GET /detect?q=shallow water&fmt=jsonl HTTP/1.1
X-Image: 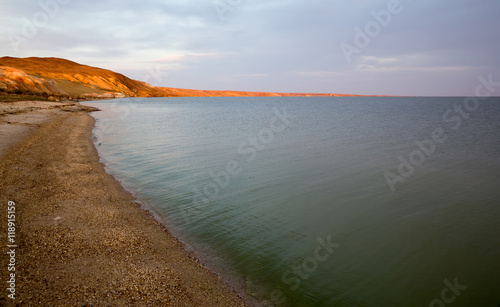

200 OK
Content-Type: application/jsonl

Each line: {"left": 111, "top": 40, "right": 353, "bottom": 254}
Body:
{"left": 86, "top": 97, "right": 500, "bottom": 306}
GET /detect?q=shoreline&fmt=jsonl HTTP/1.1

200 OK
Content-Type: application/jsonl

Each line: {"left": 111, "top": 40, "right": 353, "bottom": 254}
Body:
{"left": 0, "top": 101, "right": 247, "bottom": 306}
{"left": 86, "top": 103, "right": 260, "bottom": 307}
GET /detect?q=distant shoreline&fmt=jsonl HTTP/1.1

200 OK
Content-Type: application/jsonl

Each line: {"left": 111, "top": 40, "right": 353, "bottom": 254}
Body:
{"left": 0, "top": 100, "right": 247, "bottom": 305}
{"left": 1, "top": 56, "right": 396, "bottom": 99}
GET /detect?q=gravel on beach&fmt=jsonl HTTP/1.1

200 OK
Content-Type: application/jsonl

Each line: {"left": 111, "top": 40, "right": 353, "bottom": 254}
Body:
{"left": 0, "top": 101, "right": 247, "bottom": 306}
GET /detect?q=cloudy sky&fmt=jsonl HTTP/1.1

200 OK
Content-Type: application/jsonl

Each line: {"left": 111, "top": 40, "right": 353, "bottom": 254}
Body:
{"left": 1, "top": 0, "right": 499, "bottom": 96}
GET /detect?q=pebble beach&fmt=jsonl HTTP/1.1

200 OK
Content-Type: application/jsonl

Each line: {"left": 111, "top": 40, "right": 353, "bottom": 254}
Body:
{"left": 0, "top": 101, "right": 247, "bottom": 306}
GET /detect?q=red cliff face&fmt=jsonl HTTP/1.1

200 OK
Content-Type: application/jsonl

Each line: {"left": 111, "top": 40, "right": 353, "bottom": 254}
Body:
{"left": 0, "top": 66, "right": 64, "bottom": 94}
{"left": 0, "top": 57, "right": 372, "bottom": 98}
{"left": 0, "top": 57, "right": 163, "bottom": 98}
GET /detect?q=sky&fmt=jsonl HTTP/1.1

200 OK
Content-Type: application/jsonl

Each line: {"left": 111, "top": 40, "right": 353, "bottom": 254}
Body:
{"left": 1, "top": 0, "right": 499, "bottom": 96}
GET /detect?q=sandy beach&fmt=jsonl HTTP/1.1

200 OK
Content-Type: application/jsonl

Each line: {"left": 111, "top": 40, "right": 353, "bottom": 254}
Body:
{"left": 0, "top": 101, "right": 247, "bottom": 306}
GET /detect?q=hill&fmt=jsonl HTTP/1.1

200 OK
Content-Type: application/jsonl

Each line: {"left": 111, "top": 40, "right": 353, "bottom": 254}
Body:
{"left": 0, "top": 56, "right": 368, "bottom": 99}
{"left": 0, "top": 57, "right": 166, "bottom": 98}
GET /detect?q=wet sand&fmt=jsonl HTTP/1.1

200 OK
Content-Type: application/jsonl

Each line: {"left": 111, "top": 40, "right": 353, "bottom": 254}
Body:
{"left": 0, "top": 101, "right": 247, "bottom": 306}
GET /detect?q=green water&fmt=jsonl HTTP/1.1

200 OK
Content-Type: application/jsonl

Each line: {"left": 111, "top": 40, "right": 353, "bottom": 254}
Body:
{"left": 87, "top": 97, "right": 500, "bottom": 306}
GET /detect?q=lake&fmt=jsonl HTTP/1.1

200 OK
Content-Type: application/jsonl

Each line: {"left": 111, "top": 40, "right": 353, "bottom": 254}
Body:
{"left": 86, "top": 97, "right": 500, "bottom": 306}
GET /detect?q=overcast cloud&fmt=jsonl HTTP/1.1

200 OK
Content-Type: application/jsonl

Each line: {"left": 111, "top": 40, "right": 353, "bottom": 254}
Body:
{"left": 1, "top": 0, "right": 499, "bottom": 95}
